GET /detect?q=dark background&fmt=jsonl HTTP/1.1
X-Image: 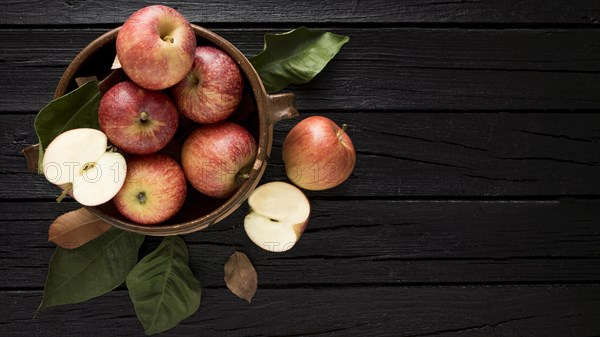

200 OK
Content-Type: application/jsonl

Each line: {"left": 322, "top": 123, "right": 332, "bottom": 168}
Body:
{"left": 1, "top": 1, "right": 599, "bottom": 336}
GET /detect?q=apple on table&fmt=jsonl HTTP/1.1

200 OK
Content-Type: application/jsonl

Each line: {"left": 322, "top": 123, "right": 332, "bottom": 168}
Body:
{"left": 244, "top": 182, "right": 311, "bottom": 252}
{"left": 243, "top": 116, "right": 356, "bottom": 252}
{"left": 283, "top": 116, "right": 356, "bottom": 191}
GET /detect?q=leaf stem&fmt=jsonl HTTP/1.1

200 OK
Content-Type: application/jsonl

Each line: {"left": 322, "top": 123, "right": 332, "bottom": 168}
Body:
{"left": 56, "top": 184, "right": 73, "bottom": 203}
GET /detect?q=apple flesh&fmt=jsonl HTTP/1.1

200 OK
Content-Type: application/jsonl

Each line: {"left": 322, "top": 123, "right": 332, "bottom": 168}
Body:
{"left": 181, "top": 121, "right": 257, "bottom": 198}
{"left": 116, "top": 5, "right": 196, "bottom": 90}
{"left": 113, "top": 154, "right": 186, "bottom": 225}
{"left": 244, "top": 182, "right": 310, "bottom": 252}
{"left": 99, "top": 81, "right": 179, "bottom": 155}
{"left": 282, "top": 116, "right": 356, "bottom": 190}
{"left": 171, "top": 46, "right": 244, "bottom": 124}
{"left": 42, "top": 128, "right": 126, "bottom": 206}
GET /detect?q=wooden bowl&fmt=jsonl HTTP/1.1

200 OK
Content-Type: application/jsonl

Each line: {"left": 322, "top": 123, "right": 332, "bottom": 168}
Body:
{"left": 53, "top": 25, "right": 298, "bottom": 235}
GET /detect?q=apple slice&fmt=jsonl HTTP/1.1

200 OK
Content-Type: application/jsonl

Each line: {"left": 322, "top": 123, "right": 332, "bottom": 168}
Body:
{"left": 42, "top": 128, "right": 126, "bottom": 206}
{"left": 244, "top": 182, "right": 310, "bottom": 252}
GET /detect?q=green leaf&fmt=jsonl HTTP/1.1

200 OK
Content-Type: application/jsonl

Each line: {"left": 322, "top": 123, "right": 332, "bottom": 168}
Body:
{"left": 126, "top": 236, "right": 201, "bottom": 336}
{"left": 39, "top": 227, "right": 144, "bottom": 309}
{"left": 34, "top": 80, "right": 101, "bottom": 173}
{"left": 249, "top": 27, "right": 349, "bottom": 93}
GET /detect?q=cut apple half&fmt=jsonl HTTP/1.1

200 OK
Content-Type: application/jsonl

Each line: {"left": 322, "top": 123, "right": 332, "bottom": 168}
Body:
{"left": 42, "top": 128, "right": 127, "bottom": 206}
{"left": 244, "top": 182, "right": 310, "bottom": 252}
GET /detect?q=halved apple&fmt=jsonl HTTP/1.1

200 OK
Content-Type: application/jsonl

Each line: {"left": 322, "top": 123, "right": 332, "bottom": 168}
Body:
{"left": 42, "top": 128, "right": 126, "bottom": 206}
{"left": 244, "top": 182, "right": 310, "bottom": 252}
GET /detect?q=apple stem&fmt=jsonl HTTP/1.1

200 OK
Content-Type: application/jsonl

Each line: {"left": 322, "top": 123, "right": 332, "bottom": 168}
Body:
{"left": 236, "top": 168, "right": 252, "bottom": 184}
{"left": 337, "top": 124, "right": 348, "bottom": 141}
{"left": 140, "top": 111, "right": 149, "bottom": 122}
{"left": 162, "top": 35, "right": 174, "bottom": 43}
{"left": 56, "top": 184, "right": 73, "bottom": 203}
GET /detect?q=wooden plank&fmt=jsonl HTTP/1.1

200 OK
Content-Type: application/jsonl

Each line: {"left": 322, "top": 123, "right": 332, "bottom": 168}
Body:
{"left": 2, "top": 113, "right": 599, "bottom": 199}
{"left": 3, "top": 28, "right": 600, "bottom": 112}
{"left": 2, "top": 0, "right": 599, "bottom": 25}
{"left": 1, "top": 285, "right": 599, "bottom": 336}
{"left": 1, "top": 199, "right": 598, "bottom": 288}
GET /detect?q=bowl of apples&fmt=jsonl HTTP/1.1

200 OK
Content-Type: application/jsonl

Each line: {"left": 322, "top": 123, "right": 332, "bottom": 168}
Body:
{"left": 48, "top": 5, "right": 299, "bottom": 235}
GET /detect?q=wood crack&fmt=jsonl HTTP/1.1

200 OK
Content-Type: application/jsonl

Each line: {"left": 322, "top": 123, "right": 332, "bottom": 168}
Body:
{"left": 272, "top": 324, "right": 369, "bottom": 337}
{"left": 304, "top": 222, "right": 418, "bottom": 234}
{"left": 404, "top": 315, "right": 535, "bottom": 337}
{"left": 395, "top": 63, "right": 600, "bottom": 75}
{"left": 512, "top": 128, "right": 597, "bottom": 143}
{"left": 362, "top": 127, "right": 489, "bottom": 152}
{"left": 464, "top": 174, "right": 539, "bottom": 182}
{"left": 491, "top": 155, "right": 600, "bottom": 167}
{"left": 356, "top": 150, "right": 472, "bottom": 169}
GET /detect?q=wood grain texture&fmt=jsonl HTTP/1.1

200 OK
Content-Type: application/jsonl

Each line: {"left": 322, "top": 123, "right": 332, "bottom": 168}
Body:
{"left": 2, "top": 113, "right": 598, "bottom": 199}
{"left": 2, "top": 0, "right": 600, "bottom": 25}
{"left": 3, "top": 28, "right": 600, "bottom": 112}
{"left": 1, "top": 285, "right": 599, "bottom": 336}
{"left": 2, "top": 2, "right": 600, "bottom": 335}
{"left": 1, "top": 199, "right": 598, "bottom": 288}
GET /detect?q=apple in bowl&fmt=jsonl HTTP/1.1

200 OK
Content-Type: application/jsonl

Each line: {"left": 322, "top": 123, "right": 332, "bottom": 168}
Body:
{"left": 113, "top": 154, "right": 187, "bottom": 225}
{"left": 171, "top": 46, "right": 244, "bottom": 124}
{"left": 41, "top": 128, "right": 126, "bottom": 207}
{"left": 98, "top": 81, "right": 179, "bottom": 155}
{"left": 116, "top": 5, "right": 196, "bottom": 90}
{"left": 181, "top": 121, "right": 257, "bottom": 199}
{"left": 47, "top": 5, "right": 301, "bottom": 234}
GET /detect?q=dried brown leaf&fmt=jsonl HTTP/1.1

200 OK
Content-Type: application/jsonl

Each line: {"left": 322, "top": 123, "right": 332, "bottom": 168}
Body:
{"left": 21, "top": 144, "right": 40, "bottom": 173}
{"left": 224, "top": 251, "right": 257, "bottom": 303}
{"left": 48, "top": 208, "right": 111, "bottom": 249}
{"left": 75, "top": 76, "right": 98, "bottom": 87}
{"left": 98, "top": 68, "right": 126, "bottom": 95}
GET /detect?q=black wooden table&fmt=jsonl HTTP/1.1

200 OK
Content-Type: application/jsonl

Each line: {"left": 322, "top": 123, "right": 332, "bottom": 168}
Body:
{"left": 1, "top": 1, "right": 600, "bottom": 336}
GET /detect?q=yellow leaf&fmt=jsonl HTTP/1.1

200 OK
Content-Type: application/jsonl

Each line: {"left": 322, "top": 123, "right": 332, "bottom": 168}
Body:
{"left": 48, "top": 208, "right": 111, "bottom": 249}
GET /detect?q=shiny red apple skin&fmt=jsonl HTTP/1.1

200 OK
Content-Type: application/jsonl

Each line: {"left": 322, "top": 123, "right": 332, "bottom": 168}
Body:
{"left": 181, "top": 121, "right": 257, "bottom": 198}
{"left": 116, "top": 5, "right": 196, "bottom": 90}
{"left": 171, "top": 46, "right": 244, "bottom": 124}
{"left": 282, "top": 116, "right": 356, "bottom": 190}
{"left": 114, "top": 154, "right": 187, "bottom": 225}
{"left": 99, "top": 81, "right": 179, "bottom": 155}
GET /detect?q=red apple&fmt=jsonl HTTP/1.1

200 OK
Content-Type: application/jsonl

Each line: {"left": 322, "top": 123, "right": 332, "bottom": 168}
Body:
{"left": 116, "top": 5, "right": 196, "bottom": 90}
{"left": 171, "top": 46, "right": 244, "bottom": 123}
{"left": 99, "top": 81, "right": 179, "bottom": 155}
{"left": 181, "top": 121, "right": 257, "bottom": 198}
{"left": 114, "top": 154, "right": 187, "bottom": 225}
{"left": 282, "top": 116, "right": 356, "bottom": 190}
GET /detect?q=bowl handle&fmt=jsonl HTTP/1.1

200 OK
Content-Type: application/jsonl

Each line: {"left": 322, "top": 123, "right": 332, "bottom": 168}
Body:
{"left": 267, "top": 93, "right": 299, "bottom": 124}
